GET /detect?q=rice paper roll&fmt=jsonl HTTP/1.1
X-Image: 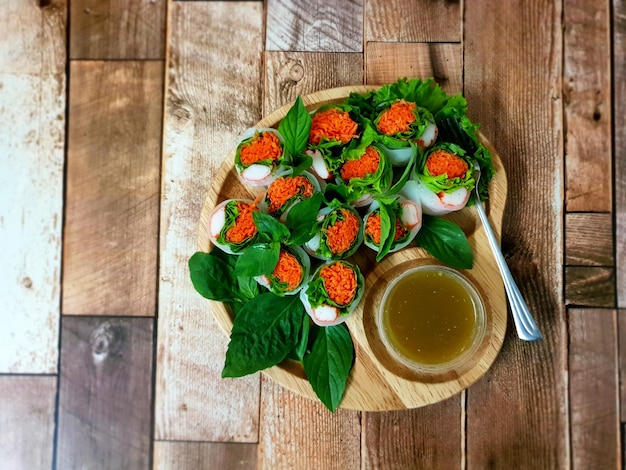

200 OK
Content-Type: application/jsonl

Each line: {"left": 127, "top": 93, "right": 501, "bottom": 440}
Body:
{"left": 235, "top": 128, "right": 288, "bottom": 186}
{"left": 300, "top": 260, "right": 365, "bottom": 326}
{"left": 336, "top": 143, "right": 392, "bottom": 207}
{"left": 254, "top": 245, "right": 310, "bottom": 296}
{"left": 304, "top": 203, "right": 363, "bottom": 260}
{"left": 208, "top": 199, "right": 261, "bottom": 255}
{"left": 258, "top": 171, "right": 321, "bottom": 221}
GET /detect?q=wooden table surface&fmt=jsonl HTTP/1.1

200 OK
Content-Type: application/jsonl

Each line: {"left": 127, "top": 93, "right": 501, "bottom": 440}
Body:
{"left": 1, "top": 0, "right": 623, "bottom": 468}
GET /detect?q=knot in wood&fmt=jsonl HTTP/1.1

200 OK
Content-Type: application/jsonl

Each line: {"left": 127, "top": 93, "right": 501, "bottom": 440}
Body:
{"left": 90, "top": 321, "right": 125, "bottom": 361}
{"left": 289, "top": 63, "right": 304, "bottom": 82}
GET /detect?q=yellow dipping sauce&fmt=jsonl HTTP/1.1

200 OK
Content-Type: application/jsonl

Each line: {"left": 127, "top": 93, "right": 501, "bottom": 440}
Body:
{"left": 380, "top": 266, "right": 484, "bottom": 367}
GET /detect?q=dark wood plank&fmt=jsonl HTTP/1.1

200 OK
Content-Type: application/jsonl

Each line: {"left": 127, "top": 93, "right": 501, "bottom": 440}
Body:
{"left": 569, "top": 308, "right": 619, "bottom": 468}
{"left": 63, "top": 61, "right": 162, "bottom": 316}
{"left": 56, "top": 317, "right": 154, "bottom": 469}
{"left": 365, "top": 42, "right": 462, "bottom": 93}
{"left": 565, "top": 266, "right": 616, "bottom": 307}
{"left": 266, "top": 0, "right": 363, "bottom": 52}
{"left": 615, "top": 0, "right": 626, "bottom": 308}
{"left": 0, "top": 0, "right": 65, "bottom": 373}
{"left": 617, "top": 309, "right": 626, "bottom": 422}
{"left": 565, "top": 212, "right": 614, "bottom": 266}
{"left": 154, "top": 442, "right": 257, "bottom": 470}
{"left": 564, "top": 0, "right": 612, "bottom": 212}
{"left": 155, "top": 1, "right": 263, "bottom": 441}
{"left": 70, "top": 0, "right": 166, "bottom": 59}
{"left": 0, "top": 376, "right": 57, "bottom": 469}
{"left": 366, "top": 0, "right": 461, "bottom": 42}
{"left": 464, "top": 0, "right": 567, "bottom": 467}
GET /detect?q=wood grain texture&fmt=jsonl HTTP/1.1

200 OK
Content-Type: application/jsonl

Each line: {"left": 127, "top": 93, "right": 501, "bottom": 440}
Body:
{"left": 266, "top": 0, "right": 363, "bottom": 52}
{"left": 618, "top": 309, "right": 626, "bottom": 421}
{"left": 464, "top": 0, "right": 567, "bottom": 467}
{"left": 56, "top": 317, "right": 153, "bottom": 469}
{"left": 564, "top": 0, "right": 612, "bottom": 212}
{"left": 0, "top": 0, "right": 65, "bottom": 373}
{"left": 70, "top": 0, "right": 166, "bottom": 59}
{"left": 565, "top": 212, "right": 614, "bottom": 266}
{"left": 63, "top": 61, "right": 162, "bottom": 316}
{"left": 569, "top": 308, "right": 619, "bottom": 468}
{"left": 155, "top": 1, "right": 263, "bottom": 441}
{"left": 154, "top": 442, "right": 257, "bottom": 470}
{"left": 365, "top": 0, "right": 461, "bottom": 42}
{"left": 565, "top": 266, "right": 615, "bottom": 307}
{"left": 258, "top": 378, "right": 361, "bottom": 469}
{"left": 615, "top": 0, "right": 626, "bottom": 308}
{"left": 0, "top": 376, "right": 57, "bottom": 470}
{"left": 363, "top": 398, "right": 462, "bottom": 469}
{"left": 365, "top": 42, "right": 462, "bottom": 93}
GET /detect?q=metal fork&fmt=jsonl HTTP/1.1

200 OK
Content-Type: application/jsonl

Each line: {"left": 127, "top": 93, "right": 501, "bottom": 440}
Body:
{"left": 472, "top": 163, "right": 543, "bottom": 341}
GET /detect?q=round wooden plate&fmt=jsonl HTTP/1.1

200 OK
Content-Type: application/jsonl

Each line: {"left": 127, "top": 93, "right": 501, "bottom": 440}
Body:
{"left": 198, "top": 86, "right": 507, "bottom": 411}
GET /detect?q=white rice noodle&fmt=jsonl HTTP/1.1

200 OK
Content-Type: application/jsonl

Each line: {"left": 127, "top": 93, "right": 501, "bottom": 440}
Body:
{"left": 207, "top": 198, "right": 256, "bottom": 255}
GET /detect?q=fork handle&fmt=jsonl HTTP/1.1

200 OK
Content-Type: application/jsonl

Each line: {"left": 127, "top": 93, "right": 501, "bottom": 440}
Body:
{"left": 474, "top": 201, "right": 543, "bottom": 341}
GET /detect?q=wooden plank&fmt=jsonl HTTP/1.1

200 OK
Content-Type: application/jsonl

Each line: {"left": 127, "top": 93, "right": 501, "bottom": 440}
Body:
{"left": 615, "top": 0, "right": 626, "bottom": 308}
{"left": 56, "top": 317, "right": 154, "bottom": 469}
{"left": 63, "top": 60, "right": 162, "bottom": 316}
{"left": 569, "top": 308, "right": 619, "bottom": 468}
{"left": 0, "top": 376, "right": 57, "bottom": 470}
{"left": 0, "top": 0, "right": 65, "bottom": 373}
{"left": 70, "top": 0, "right": 166, "bottom": 59}
{"left": 565, "top": 212, "right": 614, "bottom": 266}
{"left": 154, "top": 442, "right": 257, "bottom": 470}
{"left": 564, "top": 0, "right": 612, "bottom": 212}
{"left": 258, "top": 378, "right": 361, "bottom": 469}
{"left": 365, "top": 0, "right": 461, "bottom": 42}
{"left": 565, "top": 266, "right": 615, "bottom": 307}
{"left": 155, "top": 1, "right": 263, "bottom": 441}
{"left": 266, "top": 0, "right": 363, "bottom": 52}
{"left": 365, "top": 42, "right": 462, "bottom": 93}
{"left": 617, "top": 309, "right": 626, "bottom": 421}
{"left": 464, "top": 0, "right": 568, "bottom": 467}
{"left": 363, "top": 399, "right": 461, "bottom": 469}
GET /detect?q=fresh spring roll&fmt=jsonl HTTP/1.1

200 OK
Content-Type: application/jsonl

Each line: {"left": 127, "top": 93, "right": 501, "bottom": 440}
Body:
{"left": 305, "top": 105, "right": 359, "bottom": 181}
{"left": 254, "top": 245, "right": 310, "bottom": 296}
{"left": 208, "top": 199, "right": 260, "bottom": 255}
{"left": 304, "top": 204, "right": 363, "bottom": 260}
{"left": 300, "top": 260, "right": 365, "bottom": 326}
{"left": 235, "top": 128, "right": 287, "bottom": 186}
{"left": 406, "top": 142, "right": 475, "bottom": 216}
{"left": 363, "top": 197, "right": 422, "bottom": 259}
{"left": 259, "top": 171, "right": 321, "bottom": 221}
{"left": 374, "top": 99, "right": 438, "bottom": 166}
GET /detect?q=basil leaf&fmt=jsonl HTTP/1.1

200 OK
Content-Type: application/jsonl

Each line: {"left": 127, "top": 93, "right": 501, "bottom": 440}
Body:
{"left": 323, "top": 183, "right": 350, "bottom": 205}
{"left": 189, "top": 252, "right": 239, "bottom": 302}
{"left": 286, "top": 315, "right": 311, "bottom": 361}
{"left": 223, "top": 293, "right": 304, "bottom": 377}
{"left": 415, "top": 216, "right": 474, "bottom": 269}
{"left": 278, "top": 96, "right": 312, "bottom": 159}
{"left": 234, "top": 243, "right": 280, "bottom": 277}
{"left": 236, "top": 275, "right": 260, "bottom": 302}
{"left": 286, "top": 192, "right": 323, "bottom": 245}
{"left": 253, "top": 211, "right": 290, "bottom": 243}
{"left": 376, "top": 202, "right": 395, "bottom": 262}
{"left": 302, "top": 324, "right": 354, "bottom": 412}
{"left": 290, "top": 154, "right": 313, "bottom": 176}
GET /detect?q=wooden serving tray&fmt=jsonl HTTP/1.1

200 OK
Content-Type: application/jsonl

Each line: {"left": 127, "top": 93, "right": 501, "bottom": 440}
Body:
{"left": 198, "top": 86, "right": 507, "bottom": 411}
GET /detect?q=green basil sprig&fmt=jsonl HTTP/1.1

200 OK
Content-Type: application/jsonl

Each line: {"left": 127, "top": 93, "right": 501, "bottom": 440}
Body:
{"left": 278, "top": 96, "right": 312, "bottom": 167}
{"left": 415, "top": 215, "right": 473, "bottom": 269}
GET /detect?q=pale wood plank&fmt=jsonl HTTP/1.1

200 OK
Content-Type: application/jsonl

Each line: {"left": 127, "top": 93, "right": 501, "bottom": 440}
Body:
{"left": 564, "top": 0, "right": 612, "bottom": 212}
{"left": 565, "top": 266, "right": 616, "bottom": 307}
{"left": 565, "top": 212, "right": 614, "bottom": 266}
{"left": 154, "top": 442, "right": 257, "bottom": 470}
{"left": 615, "top": 0, "right": 626, "bottom": 308}
{"left": 569, "top": 308, "right": 619, "bottom": 468}
{"left": 366, "top": 0, "right": 461, "bottom": 42}
{"left": 63, "top": 61, "right": 162, "bottom": 316}
{"left": 465, "top": 0, "right": 568, "bottom": 467}
{"left": 617, "top": 309, "right": 626, "bottom": 422}
{"left": 266, "top": 0, "right": 363, "bottom": 52}
{"left": 155, "top": 1, "right": 263, "bottom": 441}
{"left": 0, "top": 0, "right": 65, "bottom": 373}
{"left": 56, "top": 317, "right": 154, "bottom": 469}
{"left": 70, "top": 0, "right": 166, "bottom": 59}
{"left": 365, "top": 42, "right": 462, "bottom": 93}
{"left": 0, "top": 376, "right": 57, "bottom": 470}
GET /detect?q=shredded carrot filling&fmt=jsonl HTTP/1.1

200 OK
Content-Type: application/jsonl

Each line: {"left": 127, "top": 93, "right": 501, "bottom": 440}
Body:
{"left": 320, "top": 262, "right": 357, "bottom": 306}
{"left": 426, "top": 149, "right": 469, "bottom": 179}
{"left": 308, "top": 108, "right": 358, "bottom": 145}
{"left": 266, "top": 175, "right": 314, "bottom": 214}
{"left": 376, "top": 100, "right": 417, "bottom": 135}
{"left": 239, "top": 132, "right": 282, "bottom": 167}
{"left": 324, "top": 209, "right": 359, "bottom": 255}
{"left": 271, "top": 250, "right": 303, "bottom": 291}
{"left": 365, "top": 214, "right": 408, "bottom": 245}
{"left": 225, "top": 202, "right": 258, "bottom": 244}
{"left": 339, "top": 146, "right": 380, "bottom": 181}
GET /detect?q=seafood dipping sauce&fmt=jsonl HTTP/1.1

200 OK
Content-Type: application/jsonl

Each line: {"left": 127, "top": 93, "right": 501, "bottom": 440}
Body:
{"left": 379, "top": 265, "right": 486, "bottom": 372}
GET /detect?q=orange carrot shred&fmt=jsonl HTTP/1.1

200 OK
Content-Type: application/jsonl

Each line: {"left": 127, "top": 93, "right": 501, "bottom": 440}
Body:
{"left": 376, "top": 100, "right": 417, "bottom": 135}
{"left": 266, "top": 176, "right": 314, "bottom": 214}
{"left": 365, "top": 213, "right": 407, "bottom": 245}
{"left": 271, "top": 250, "right": 303, "bottom": 291}
{"left": 309, "top": 108, "right": 358, "bottom": 145}
{"left": 239, "top": 132, "right": 282, "bottom": 167}
{"left": 324, "top": 209, "right": 359, "bottom": 255}
{"left": 320, "top": 262, "right": 357, "bottom": 306}
{"left": 225, "top": 201, "right": 258, "bottom": 244}
{"left": 426, "top": 149, "right": 469, "bottom": 179}
{"left": 339, "top": 146, "right": 380, "bottom": 181}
